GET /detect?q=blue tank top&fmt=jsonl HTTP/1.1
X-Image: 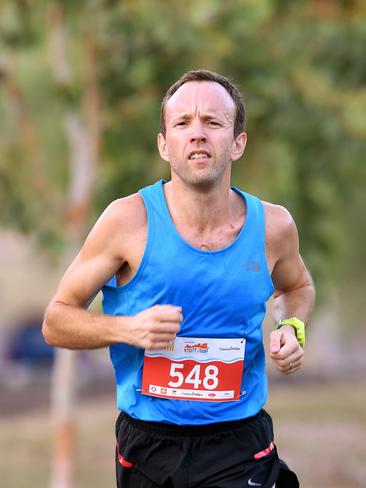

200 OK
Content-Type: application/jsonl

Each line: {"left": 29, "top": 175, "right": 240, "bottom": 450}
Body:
{"left": 102, "top": 180, "right": 274, "bottom": 425}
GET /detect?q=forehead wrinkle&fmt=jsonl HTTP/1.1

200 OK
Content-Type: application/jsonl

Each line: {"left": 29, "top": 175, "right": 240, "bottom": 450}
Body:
{"left": 168, "top": 109, "right": 234, "bottom": 128}
{"left": 165, "top": 81, "right": 236, "bottom": 125}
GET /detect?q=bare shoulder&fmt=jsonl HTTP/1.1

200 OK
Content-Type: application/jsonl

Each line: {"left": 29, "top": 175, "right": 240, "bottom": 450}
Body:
{"left": 263, "top": 201, "right": 295, "bottom": 233}
{"left": 100, "top": 192, "right": 147, "bottom": 232}
{"left": 92, "top": 192, "right": 145, "bottom": 236}
{"left": 262, "top": 201, "right": 299, "bottom": 259}
{"left": 52, "top": 192, "right": 147, "bottom": 305}
{"left": 82, "top": 192, "right": 147, "bottom": 259}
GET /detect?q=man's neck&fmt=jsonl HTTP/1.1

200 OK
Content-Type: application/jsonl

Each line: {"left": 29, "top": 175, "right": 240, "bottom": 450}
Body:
{"left": 163, "top": 177, "right": 242, "bottom": 233}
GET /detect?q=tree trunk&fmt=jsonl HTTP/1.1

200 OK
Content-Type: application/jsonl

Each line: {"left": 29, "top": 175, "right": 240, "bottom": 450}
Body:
{"left": 47, "top": 4, "right": 101, "bottom": 487}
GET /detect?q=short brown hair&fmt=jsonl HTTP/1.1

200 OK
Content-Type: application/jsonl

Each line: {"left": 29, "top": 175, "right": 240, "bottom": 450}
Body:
{"left": 160, "top": 69, "right": 246, "bottom": 137}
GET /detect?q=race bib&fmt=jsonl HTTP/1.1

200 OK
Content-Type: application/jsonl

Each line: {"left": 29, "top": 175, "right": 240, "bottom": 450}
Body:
{"left": 141, "top": 337, "right": 245, "bottom": 402}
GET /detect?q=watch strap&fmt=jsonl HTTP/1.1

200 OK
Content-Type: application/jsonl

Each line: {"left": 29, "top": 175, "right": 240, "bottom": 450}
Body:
{"left": 275, "top": 317, "right": 306, "bottom": 347}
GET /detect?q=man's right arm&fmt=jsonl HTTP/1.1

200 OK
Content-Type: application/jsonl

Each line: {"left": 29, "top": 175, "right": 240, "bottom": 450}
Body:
{"left": 42, "top": 195, "right": 182, "bottom": 350}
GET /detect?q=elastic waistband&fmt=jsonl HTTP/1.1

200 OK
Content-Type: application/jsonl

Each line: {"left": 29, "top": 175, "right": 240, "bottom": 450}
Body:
{"left": 120, "top": 410, "right": 264, "bottom": 437}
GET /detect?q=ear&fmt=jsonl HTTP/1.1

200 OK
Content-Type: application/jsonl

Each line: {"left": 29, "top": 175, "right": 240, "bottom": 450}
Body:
{"left": 157, "top": 133, "right": 170, "bottom": 162}
{"left": 231, "top": 132, "right": 247, "bottom": 162}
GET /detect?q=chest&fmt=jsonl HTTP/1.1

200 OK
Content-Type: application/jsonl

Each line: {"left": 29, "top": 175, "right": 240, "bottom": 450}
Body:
{"left": 116, "top": 215, "right": 244, "bottom": 285}
{"left": 175, "top": 221, "right": 243, "bottom": 251}
{"left": 116, "top": 219, "right": 275, "bottom": 287}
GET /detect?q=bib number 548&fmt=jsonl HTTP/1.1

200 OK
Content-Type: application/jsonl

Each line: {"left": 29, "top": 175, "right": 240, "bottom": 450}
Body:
{"left": 168, "top": 363, "right": 219, "bottom": 390}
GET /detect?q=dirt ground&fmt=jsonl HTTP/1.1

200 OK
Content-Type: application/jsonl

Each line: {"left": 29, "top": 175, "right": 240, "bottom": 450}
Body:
{"left": 267, "top": 380, "right": 366, "bottom": 488}
{"left": 0, "top": 378, "right": 365, "bottom": 488}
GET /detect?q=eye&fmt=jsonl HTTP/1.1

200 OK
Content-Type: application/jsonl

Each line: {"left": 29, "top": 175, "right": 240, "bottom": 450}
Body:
{"left": 175, "top": 121, "right": 186, "bottom": 127}
{"left": 208, "top": 121, "right": 221, "bottom": 127}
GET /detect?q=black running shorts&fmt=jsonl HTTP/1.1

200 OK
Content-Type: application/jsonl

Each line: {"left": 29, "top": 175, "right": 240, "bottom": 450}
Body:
{"left": 115, "top": 409, "right": 299, "bottom": 488}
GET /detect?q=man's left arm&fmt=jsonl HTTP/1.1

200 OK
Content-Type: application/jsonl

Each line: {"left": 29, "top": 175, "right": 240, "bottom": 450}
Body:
{"left": 267, "top": 206, "right": 316, "bottom": 375}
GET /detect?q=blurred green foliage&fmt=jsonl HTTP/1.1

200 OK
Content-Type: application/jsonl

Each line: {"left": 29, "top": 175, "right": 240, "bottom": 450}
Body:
{"left": 0, "top": 0, "right": 365, "bottom": 312}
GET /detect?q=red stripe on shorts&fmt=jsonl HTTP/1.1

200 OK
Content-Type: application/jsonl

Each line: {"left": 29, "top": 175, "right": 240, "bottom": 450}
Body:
{"left": 116, "top": 442, "right": 134, "bottom": 468}
{"left": 254, "top": 441, "right": 275, "bottom": 460}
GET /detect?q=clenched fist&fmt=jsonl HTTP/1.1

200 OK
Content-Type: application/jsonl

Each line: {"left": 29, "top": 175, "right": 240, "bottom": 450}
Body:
{"left": 269, "top": 325, "right": 304, "bottom": 375}
{"left": 126, "top": 304, "right": 183, "bottom": 350}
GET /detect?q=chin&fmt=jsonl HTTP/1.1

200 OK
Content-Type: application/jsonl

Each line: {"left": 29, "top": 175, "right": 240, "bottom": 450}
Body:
{"left": 171, "top": 162, "right": 229, "bottom": 189}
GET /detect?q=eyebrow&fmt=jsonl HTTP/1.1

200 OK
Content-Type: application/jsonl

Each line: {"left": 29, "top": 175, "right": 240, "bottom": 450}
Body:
{"left": 172, "top": 112, "right": 223, "bottom": 122}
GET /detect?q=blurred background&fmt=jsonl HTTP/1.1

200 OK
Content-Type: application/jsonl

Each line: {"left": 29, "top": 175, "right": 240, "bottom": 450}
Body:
{"left": 0, "top": 1, "right": 365, "bottom": 487}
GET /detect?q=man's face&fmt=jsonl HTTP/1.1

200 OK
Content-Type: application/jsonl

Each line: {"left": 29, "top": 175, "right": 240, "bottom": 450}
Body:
{"left": 158, "top": 81, "right": 246, "bottom": 188}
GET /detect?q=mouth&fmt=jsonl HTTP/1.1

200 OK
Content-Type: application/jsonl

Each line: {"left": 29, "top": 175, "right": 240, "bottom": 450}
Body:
{"left": 188, "top": 151, "right": 211, "bottom": 160}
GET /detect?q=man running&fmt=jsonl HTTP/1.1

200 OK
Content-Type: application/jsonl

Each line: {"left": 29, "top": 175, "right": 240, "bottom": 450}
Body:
{"left": 43, "top": 69, "right": 315, "bottom": 487}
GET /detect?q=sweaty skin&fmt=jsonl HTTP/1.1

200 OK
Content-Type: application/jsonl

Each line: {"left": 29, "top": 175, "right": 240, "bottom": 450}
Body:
{"left": 43, "top": 81, "right": 315, "bottom": 376}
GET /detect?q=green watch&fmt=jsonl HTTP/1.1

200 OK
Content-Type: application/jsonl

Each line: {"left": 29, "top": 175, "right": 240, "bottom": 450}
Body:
{"left": 275, "top": 317, "right": 306, "bottom": 347}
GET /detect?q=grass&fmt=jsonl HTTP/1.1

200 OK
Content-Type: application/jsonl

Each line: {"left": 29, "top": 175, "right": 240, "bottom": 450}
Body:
{"left": 0, "top": 379, "right": 365, "bottom": 487}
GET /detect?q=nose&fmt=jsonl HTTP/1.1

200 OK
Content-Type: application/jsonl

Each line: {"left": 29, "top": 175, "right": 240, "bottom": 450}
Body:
{"left": 189, "top": 120, "right": 206, "bottom": 144}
